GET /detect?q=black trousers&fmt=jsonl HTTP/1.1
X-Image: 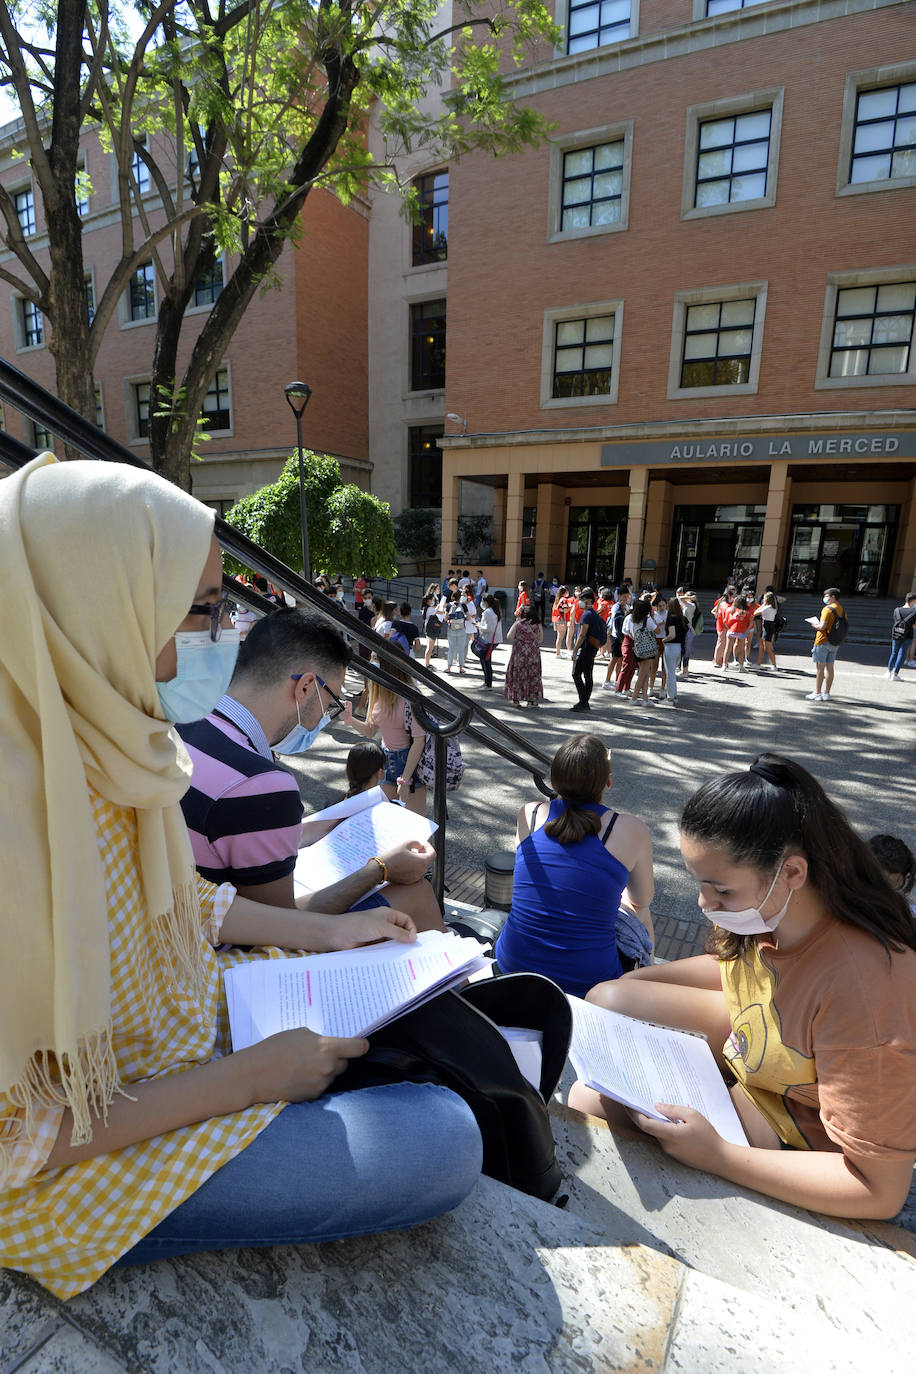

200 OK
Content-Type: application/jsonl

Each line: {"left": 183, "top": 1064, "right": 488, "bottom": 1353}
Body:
{"left": 573, "top": 643, "right": 597, "bottom": 705}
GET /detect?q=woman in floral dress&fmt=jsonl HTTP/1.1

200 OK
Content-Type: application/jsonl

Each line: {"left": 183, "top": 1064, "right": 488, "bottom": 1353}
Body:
{"left": 504, "top": 605, "right": 544, "bottom": 707}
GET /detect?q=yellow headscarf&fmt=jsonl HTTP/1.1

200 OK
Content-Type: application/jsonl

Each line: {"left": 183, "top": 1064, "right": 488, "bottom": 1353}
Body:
{"left": 0, "top": 454, "right": 215, "bottom": 1168}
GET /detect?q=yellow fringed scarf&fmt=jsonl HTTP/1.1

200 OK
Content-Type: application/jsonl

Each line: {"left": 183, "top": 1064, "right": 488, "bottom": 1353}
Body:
{"left": 0, "top": 454, "right": 215, "bottom": 1173}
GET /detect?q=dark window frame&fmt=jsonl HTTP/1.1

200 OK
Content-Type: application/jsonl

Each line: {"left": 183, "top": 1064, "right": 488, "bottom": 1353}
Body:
{"left": 129, "top": 263, "right": 156, "bottom": 322}
{"left": 566, "top": 0, "right": 631, "bottom": 55}
{"left": 412, "top": 171, "right": 448, "bottom": 266}
{"left": 131, "top": 138, "right": 151, "bottom": 194}
{"left": 552, "top": 312, "right": 616, "bottom": 399}
{"left": 14, "top": 188, "right": 35, "bottom": 235}
{"left": 408, "top": 425, "right": 443, "bottom": 509}
{"left": 200, "top": 367, "right": 231, "bottom": 432}
{"left": 135, "top": 380, "right": 151, "bottom": 438}
{"left": 560, "top": 140, "right": 624, "bottom": 231}
{"left": 409, "top": 300, "right": 446, "bottom": 391}
{"left": 20, "top": 297, "right": 43, "bottom": 347}
{"left": 850, "top": 81, "right": 916, "bottom": 186}
{"left": 193, "top": 258, "right": 224, "bottom": 307}
{"left": 680, "top": 297, "right": 756, "bottom": 389}
{"left": 829, "top": 282, "right": 916, "bottom": 379}
{"left": 694, "top": 109, "right": 771, "bottom": 208}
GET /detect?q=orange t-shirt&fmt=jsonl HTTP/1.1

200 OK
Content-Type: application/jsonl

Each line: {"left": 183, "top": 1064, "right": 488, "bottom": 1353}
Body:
{"left": 720, "top": 917, "right": 916, "bottom": 1156}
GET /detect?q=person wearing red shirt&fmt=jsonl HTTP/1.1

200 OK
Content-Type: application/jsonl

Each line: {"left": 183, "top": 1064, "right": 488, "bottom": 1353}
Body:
{"left": 724, "top": 595, "right": 754, "bottom": 671}
{"left": 515, "top": 580, "right": 530, "bottom": 619}
{"left": 711, "top": 587, "right": 736, "bottom": 668}
{"left": 551, "top": 585, "right": 569, "bottom": 657}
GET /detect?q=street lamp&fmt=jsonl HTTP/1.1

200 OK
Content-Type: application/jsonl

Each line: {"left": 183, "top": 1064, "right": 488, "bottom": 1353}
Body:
{"left": 284, "top": 381, "right": 313, "bottom": 582}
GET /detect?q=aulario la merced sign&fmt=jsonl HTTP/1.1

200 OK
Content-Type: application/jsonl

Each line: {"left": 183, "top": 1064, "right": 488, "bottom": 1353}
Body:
{"left": 600, "top": 432, "right": 911, "bottom": 467}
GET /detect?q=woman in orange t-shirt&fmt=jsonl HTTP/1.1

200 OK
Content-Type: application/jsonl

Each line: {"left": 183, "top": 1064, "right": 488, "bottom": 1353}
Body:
{"left": 515, "top": 580, "right": 531, "bottom": 618}
{"left": 551, "top": 585, "right": 569, "bottom": 657}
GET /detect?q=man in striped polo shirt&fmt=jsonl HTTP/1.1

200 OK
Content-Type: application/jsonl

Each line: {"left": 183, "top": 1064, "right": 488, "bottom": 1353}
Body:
{"left": 178, "top": 609, "right": 444, "bottom": 930}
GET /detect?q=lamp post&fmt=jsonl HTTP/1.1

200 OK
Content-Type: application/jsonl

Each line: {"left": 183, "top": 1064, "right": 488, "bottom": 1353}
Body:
{"left": 284, "top": 382, "right": 313, "bottom": 582}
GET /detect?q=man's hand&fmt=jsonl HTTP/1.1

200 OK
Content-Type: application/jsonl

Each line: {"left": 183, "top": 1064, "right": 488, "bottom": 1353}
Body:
{"left": 239, "top": 1028, "right": 369, "bottom": 1104}
{"left": 379, "top": 839, "right": 435, "bottom": 885}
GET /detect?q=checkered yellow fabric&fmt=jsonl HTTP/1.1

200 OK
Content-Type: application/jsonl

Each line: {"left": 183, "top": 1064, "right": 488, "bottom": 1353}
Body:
{"left": 0, "top": 791, "right": 283, "bottom": 1298}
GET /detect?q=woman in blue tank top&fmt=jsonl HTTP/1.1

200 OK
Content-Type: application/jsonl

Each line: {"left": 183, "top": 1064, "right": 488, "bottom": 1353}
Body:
{"left": 495, "top": 735, "right": 655, "bottom": 997}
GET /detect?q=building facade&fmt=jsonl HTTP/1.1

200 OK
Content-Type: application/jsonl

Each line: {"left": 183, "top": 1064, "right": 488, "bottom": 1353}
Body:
{"left": 439, "top": 0, "right": 916, "bottom": 597}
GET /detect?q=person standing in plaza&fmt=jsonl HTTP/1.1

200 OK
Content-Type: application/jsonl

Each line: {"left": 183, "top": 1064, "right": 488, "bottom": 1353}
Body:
{"left": 445, "top": 589, "right": 469, "bottom": 674}
{"left": 504, "top": 605, "right": 544, "bottom": 707}
{"left": 570, "top": 587, "right": 606, "bottom": 714}
{"left": 551, "top": 584, "right": 570, "bottom": 657}
{"left": 806, "top": 587, "right": 845, "bottom": 702}
{"left": 661, "top": 597, "right": 688, "bottom": 707}
{"left": 530, "top": 571, "right": 547, "bottom": 624}
{"left": 887, "top": 593, "right": 916, "bottom": 681}
{"left": 711, "top": 587, "right": 736, "bottom": 668}
{"left": 603, "top": 587, "right": 631, "bottom": 690}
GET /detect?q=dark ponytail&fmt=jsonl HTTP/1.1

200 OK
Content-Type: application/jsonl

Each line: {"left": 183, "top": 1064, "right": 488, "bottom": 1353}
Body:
{"left": 681, "top": 753, "right": 916, "bottom": 961}
{"left": 345, "top": 741, "right": 387, "bottom": 797}
{"left": 544, "top": 734, "right": 608, "bottom": 845}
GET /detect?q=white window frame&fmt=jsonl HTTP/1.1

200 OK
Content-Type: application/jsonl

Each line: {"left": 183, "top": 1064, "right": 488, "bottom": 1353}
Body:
{"left": 814, "top": 264, "right": 916, "bottom": 391}
{"left": 122, "top": 262, "right": 157, "bottom": 328}
{"left": 540, "top": 299, "right": 624, "bottom": 410}
{"left": 12, "top": 293, "right": 44, "bottom": 351}
{"left": 667, "top": 281, "right": 768, "bottom": 400}
{"left": 836, "top": 61, "right": 916, "bottom": 198}
{"left": 681, "top": 89, "right": 783, "bottom": 222}
{"left": 199, "top": 363, "right": 233, "bottom": 436}
{"left": 547, "top": 121, "right": 633, "bottom": 244}
{"left": 562, "top": 0, "right": 639, "bottom": 57}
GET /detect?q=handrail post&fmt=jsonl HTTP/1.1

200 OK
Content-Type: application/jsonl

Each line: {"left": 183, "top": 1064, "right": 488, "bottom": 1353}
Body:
{"left": 431, "top": 732, "right": 448, "bottom": 909}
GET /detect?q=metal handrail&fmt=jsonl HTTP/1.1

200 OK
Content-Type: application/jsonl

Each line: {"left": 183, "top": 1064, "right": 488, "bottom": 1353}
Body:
{"left": 0, "top": 354, "right": 555, "bottom": 905}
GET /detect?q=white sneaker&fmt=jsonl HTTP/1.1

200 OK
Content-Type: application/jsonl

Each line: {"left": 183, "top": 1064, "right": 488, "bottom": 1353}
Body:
{"left": 805, "top": 691, "right": 823, "bottom": 701}
{"left": 893, "top": 674, "right": 902, "bottom": 682}
{"left": 601, "top": 681, "right": 615, "bottom": 690}
{"left": 821, "top": 691, "right": 831, "bottom": 701}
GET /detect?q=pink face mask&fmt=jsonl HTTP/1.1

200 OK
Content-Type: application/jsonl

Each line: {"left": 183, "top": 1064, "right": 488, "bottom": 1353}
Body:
{"left": 705, "top": 863, "right": 792, "bottom": 937}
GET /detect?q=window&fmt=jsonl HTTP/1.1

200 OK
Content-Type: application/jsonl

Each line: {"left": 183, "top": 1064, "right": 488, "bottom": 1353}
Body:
{"left": 815, "top": 269, "right": 916, "bottom": 389}
{"left": 131, "top": 137, "right": 150, "bottom": 193}
{"left": 408, "top": 426, "right": 443, "bottom": 509}
{"left": 14, "top": 189, "right": 35, "bottom": 235}
{"left": 412, "top": 172, "right": 448, "bottom": 266}
{"left": 85, "top": 275, "right": 95, "bottom": 325}
{"left": 668, "top": 283, "right": 767, "bottom": 398}
{"left": 94, "top": 384, "right": 104, "bottom": 430}
{"left": 20, "top": 297, "right": 43, "bottom": 348}
{"left": 541, "top": 301, "right": 623, "bottom": 408}
{"left": 837, "top": 64, "right": 916, "bottom": 197}
{"left": 703, "top": 0, "right": 772, "bottom": 14}
{"left": 201, "top": 368, "right": 231, "bottom": 432}
{"left": 548, "top": 122, "right": 633, "bottom": 242}
{"left": 194, "top": 258, "right": 224, "bottom": 307}
{"left": 75, "top": 163, "right": 89, "bottom": 217}
{"left": 561, "top": 141, "right": 624, "bottom": 230}
{"left": 409, "top": 300, "right": 446, "bottom": 390}
{"left": 849, "top": 83, "right": 916, "bottom": 186}
{"left": 129, "top": 263, "right": 156, "bottom": 322}
{"left": 32, "top": 422, "right": 53, "bottom": 451}
{"left": 682, "top": 91, "right": 783, "bottom": 220}
{"left": 134, "top": 381, "right": 151, "bottom": 438}
{"left": 566, "top": 0, "right": 633, "bottom": 55}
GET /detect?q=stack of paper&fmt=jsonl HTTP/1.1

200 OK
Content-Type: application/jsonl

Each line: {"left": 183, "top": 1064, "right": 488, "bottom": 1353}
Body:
{"left": 568, "top": 996, "right": 747, "bottom": 1146}
{"left": 223, "top": 929, "right": 489, "bottom": 1049}
{"left": 294, "top": 797, "right": 437, "bottom": 896}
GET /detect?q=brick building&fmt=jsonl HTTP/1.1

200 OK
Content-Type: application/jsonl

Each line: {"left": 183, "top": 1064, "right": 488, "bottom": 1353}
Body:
{"left": 439, "top": 0, "right": 916, "bottom": 598}
{"left": 0, "top": 118, "right": 371, "bottom": 510}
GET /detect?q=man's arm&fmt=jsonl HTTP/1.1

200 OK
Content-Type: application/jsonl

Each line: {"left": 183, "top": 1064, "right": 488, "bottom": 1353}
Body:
{"left": 235, "top": 843, "right": 436, "bottom": 912}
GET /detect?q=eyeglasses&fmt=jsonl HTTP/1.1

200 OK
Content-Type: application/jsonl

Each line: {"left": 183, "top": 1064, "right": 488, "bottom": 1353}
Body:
{"left": 188, "top": 593, "right": 232, "bottom": 642}
{"left": 290, "top": 672, "right": 347, "bottom": 721}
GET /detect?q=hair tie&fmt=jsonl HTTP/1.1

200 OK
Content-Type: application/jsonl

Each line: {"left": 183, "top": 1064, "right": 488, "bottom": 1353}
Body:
{"left": 749, "top": 760, "right": 784, "bottom": 787}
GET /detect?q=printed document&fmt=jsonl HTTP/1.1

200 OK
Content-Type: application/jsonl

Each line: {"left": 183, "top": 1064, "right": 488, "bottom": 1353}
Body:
{"left": 568, "top": 996, "right": 747, "bottom": 1146}
{"left": 294, "top": 800, "right": 437, "bottom": 895}
{"left": 223, "top": 930, "right": 488, "bottom": 1048}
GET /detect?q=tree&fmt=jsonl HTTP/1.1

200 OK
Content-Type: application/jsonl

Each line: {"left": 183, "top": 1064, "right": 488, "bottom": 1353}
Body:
{"left": 224, "top": 450, "right": 398, "bottom": 577}
{"left": 393, "top": 506, "right": 440, "bottom": 561}
{"left": 0, "top": 0, "right": 559, "bottom": 485}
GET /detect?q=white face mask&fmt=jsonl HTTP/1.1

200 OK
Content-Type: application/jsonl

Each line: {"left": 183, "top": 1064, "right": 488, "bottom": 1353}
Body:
{"left": 706, "top": 863, "right": 792, "bottom": 937}
{"left": 823, "top": 595, "right": 831, "bottom": 605}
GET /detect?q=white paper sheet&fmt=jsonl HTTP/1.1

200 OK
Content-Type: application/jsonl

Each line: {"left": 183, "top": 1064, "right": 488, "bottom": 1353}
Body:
{"left": 294, "top": 801, "right": 437, "bottom": 895}
{"left": 568, "top": 996, "right": 747, "bottom": 1147}
{"left": 303, "top": 786, "right": 387, "bottom": 826}
{"left": 499, "top": 1026, "right": 543, "bottom": 1092}
{"left": 223, "top": 930, "right": 489, "bottom": 1047}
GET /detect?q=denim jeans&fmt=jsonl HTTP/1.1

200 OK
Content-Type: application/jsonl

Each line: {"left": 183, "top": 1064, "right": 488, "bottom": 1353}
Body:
{"left": 664, "top": 643, "right": 681, "bottom": 699}
{"left": 114, "top": 1083, "right": 481, "bottom": 1267}
{"left": 888, "top": 639, "right": 909, "bottom": 675}
{"left": 447, "top": 626, "right": 468, "bottom": 669}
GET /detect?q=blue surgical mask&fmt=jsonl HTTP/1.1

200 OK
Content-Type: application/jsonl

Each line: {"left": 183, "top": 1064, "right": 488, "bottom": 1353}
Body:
{"left": 273, "top": 689, "right": 330, "bottom": 755}
{"left": 156, "top": 629, "right": 240, "bottom": 724}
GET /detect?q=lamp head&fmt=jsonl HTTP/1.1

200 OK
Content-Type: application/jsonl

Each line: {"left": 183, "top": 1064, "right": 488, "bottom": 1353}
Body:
{"left": 284, "top": 382, "right": 312, "bottom": 417}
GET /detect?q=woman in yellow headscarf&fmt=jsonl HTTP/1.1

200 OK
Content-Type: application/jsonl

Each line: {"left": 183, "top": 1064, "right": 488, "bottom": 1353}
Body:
{"left": 0, "top": 455, "right": 481, "bottom": 1299}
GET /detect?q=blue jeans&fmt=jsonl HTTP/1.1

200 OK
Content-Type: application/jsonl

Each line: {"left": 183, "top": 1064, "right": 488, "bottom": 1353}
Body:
{"left": 114, "top": 1083, "right": 481, "bottom": 1266}
{"left": 888, "top": 639, "right": 908, "bottom": 674}
{"left": 447, "top": 626, "right": 468, "bottom": 669}
{"left": 663, "top": 643, "right": 681, "bottom": 699}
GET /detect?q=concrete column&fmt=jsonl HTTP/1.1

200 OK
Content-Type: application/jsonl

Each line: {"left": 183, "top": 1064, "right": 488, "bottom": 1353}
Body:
{"left": 441, "top": 462, "right": 460, "bottom": 566}
{"left": 504, "top": 470, "right": 525, "bottom": 582}
{"left": 644, "top": 479, "right": 673, "bottom": 582}
{"left": 759, "top": 462, "right": 792, "bottom": 589}
{"left": 623, "top": 468, "right": 648, "bottom": 584}
{"left": 535, "top": 483, "right": 566, "bottom": 578}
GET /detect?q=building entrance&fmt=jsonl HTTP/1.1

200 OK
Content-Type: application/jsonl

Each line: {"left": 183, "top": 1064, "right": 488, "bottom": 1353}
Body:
{"left": 669, "top": 505, "right": 767, "bottom": 589}
{"left": 786, "top": 505, "right": 899, "bottom": 595}
{"left": 565, "top": 505, "right": 627, "bottom": 588}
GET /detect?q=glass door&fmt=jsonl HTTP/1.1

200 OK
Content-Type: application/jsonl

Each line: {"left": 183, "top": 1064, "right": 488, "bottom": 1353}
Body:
{"left": 787, "top": 524, "right": 822, "bottom": 590}
{"left": 817, "top": 524, "right": 858, "bottom": 593}
{"left": 856, "top": 525, "right": 889, "bottom": 594}
{"left": 671, "top": 523, "right": 700, "bottom": 587}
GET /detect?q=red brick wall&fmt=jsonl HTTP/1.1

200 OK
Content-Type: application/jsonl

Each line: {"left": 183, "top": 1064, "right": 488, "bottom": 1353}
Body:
{"left": 447, "top": 8, "right": 916, "bottom": 435}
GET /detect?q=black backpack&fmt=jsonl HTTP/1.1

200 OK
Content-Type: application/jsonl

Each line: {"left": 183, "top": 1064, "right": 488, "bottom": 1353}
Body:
{"left": 330, "top": 973, "right": 572, "bottom": 1201}
{"left": 826, "top": 605, "right": 849, "bottom": 645}
{"left": 587, "top": 612, "right": 608, "bottom": 648}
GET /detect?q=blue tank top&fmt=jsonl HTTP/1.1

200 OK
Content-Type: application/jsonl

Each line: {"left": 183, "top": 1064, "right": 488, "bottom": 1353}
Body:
{"left": 494, "top": 798, "right": 627, "bottom": 997}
